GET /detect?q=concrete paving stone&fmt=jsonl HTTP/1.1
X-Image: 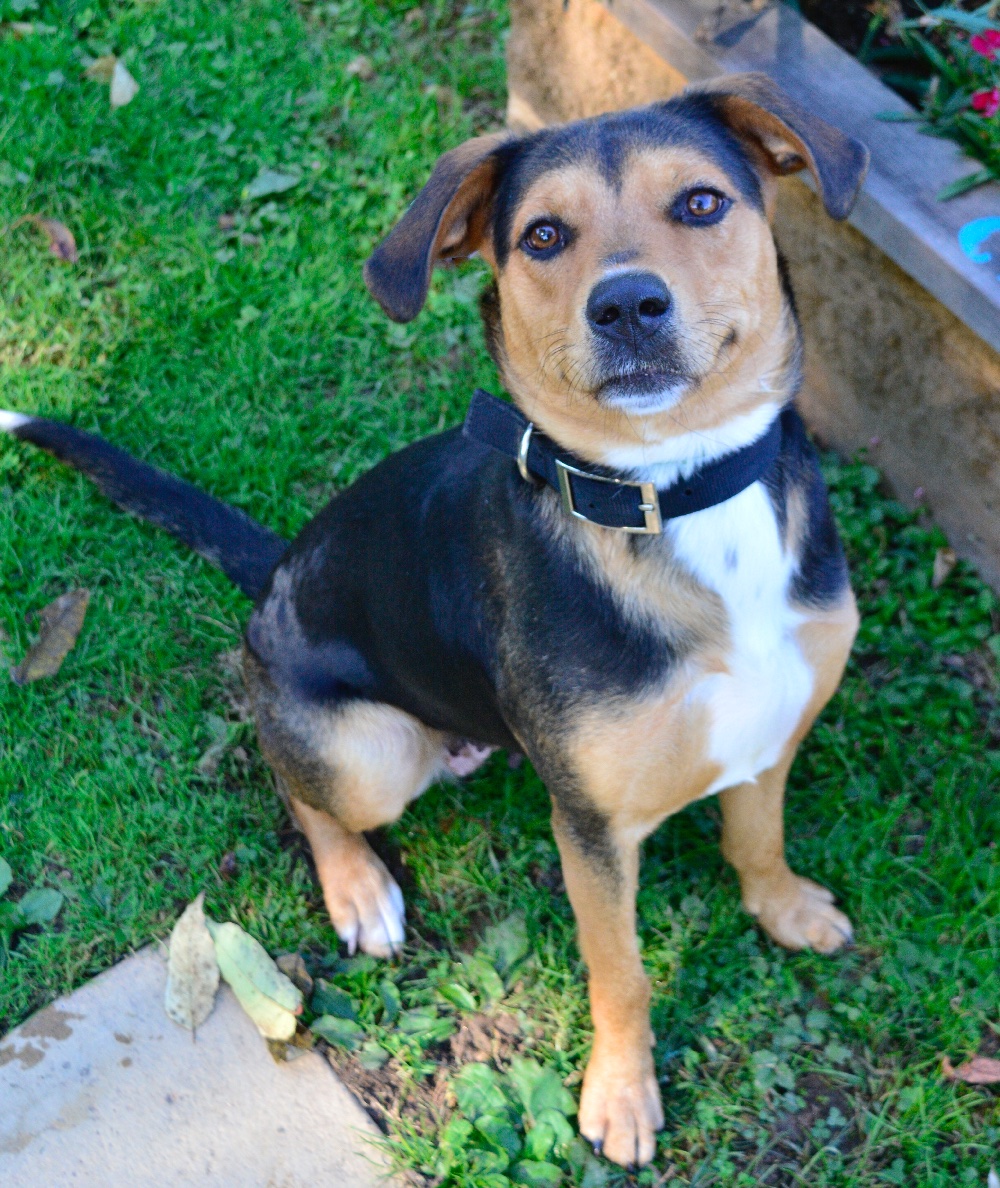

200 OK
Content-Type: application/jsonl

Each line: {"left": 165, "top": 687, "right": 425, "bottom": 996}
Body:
{"left": 0, "top": 947, "right": 399, "bottom": 1187}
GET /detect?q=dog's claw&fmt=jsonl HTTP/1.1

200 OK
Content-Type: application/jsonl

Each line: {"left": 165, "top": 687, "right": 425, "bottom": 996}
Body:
{"left": 591, "top": 1139, "right": 603, "bottom": 1157}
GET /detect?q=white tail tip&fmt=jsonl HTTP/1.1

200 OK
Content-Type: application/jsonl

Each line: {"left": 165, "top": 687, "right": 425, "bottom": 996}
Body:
{"left": 0, "top": 410, "right": 31, "bottom": 432}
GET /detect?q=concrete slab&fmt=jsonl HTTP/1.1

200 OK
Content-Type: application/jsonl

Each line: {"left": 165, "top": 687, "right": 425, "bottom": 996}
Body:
{"left": 0, "top": 947, "right": 397, "bottom": 1187}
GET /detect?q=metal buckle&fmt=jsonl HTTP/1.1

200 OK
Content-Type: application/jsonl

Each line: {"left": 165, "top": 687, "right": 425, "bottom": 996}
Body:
{"left": 517, "top": 422, "right": 535, "bottom": 484}
{"left": 555, "top": 459, "right": 663, "bottom": 535}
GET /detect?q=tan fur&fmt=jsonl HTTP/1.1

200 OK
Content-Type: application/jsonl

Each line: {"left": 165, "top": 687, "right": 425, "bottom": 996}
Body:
{"left": 486, "top": 148, "right": 789, "bottom": 464}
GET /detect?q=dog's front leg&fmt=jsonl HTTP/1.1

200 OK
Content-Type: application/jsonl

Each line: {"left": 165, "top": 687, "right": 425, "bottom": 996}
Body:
{"left": 719, "top": 751, "right": 853, "bottom": 954}
{"left": 550, "top": 807, "right": 663, "bottom": 1169}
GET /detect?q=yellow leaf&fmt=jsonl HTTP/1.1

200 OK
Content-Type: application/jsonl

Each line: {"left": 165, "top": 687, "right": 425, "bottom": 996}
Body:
{"left": 931, "top": 546, "right": 957, "bottom": 589}
{"left": 11, "top": 213, "right": 78, "bottom": 263}
{"left": 164, "top": 893, "right": 220, "bottom": 1033}
{"left": 206, "top": 920, "right": 303, "bottom": 1041}
{"left": 84, "top": 54, "right": 117, "bottom": 82}
{"left": 11, "top": 588, "right": 90, "bottom": 685}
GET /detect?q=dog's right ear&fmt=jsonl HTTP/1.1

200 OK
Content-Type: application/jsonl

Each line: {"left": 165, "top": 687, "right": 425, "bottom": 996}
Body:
{"left": 364, "top": 132, "right": 515, "bottom": 323}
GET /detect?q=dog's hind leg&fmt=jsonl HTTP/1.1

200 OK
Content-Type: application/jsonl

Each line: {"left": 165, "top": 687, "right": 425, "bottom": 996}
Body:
{"left": 247, "top": 653, "right": 448, "bottom": 956}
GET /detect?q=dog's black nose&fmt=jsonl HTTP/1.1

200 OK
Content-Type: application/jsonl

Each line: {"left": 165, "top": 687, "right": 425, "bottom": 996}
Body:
{"left": 586, "top": 271, "right": 671, "bottom": 342}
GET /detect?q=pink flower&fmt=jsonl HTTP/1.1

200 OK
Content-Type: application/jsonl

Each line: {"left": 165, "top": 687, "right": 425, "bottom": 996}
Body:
{"left": 971, "top": 87, "right": 1000, "bottom": 118}
{"left": 970, "top": 28, "right": 1000, "bottom": 59}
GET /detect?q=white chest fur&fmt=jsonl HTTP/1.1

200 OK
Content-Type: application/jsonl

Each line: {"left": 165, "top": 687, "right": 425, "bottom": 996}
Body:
{"left": 668, "top": 481, "right": 812, "bottom": 795}
{"left": 602, "top": 403, "right": 812, "bottom": 797}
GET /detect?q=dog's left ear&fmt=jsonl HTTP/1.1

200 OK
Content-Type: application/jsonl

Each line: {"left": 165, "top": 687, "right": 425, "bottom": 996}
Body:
{"left": 364, "top": 131, "right": 515, "bottom": 323}
{"left": 702, "top": 74, "right": 869, "bottom": 220}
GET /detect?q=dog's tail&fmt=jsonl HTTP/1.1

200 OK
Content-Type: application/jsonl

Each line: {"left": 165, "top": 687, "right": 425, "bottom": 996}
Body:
{"left": 1, "top": 410, "right": 288, "bottom": 601}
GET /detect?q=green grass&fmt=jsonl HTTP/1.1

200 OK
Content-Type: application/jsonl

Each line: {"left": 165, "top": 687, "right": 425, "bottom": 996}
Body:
{"left": 1, "top": 2, "right": 999, "bottom": 1184}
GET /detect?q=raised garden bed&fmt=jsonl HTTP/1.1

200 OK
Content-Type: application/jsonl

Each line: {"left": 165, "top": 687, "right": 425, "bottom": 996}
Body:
{"left": 507, "top": 0, "right": 1000, "bottom": 589}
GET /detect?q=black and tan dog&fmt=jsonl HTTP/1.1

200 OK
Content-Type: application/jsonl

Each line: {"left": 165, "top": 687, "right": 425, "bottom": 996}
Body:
{"left": 2, "top": 75, "right": 868, "bottom": 1168}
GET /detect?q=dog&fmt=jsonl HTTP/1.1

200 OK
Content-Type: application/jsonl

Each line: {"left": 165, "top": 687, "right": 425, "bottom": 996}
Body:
{"left": 2, "top": 74, "right": 868, "bottom": 1169}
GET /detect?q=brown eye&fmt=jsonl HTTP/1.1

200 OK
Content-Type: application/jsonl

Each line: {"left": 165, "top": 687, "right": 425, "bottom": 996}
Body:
{"left": 686, "top": 190, "right": 723, "bottom": 217}
{"left": 525, "top": 221, "right": 561, "bottom": 252}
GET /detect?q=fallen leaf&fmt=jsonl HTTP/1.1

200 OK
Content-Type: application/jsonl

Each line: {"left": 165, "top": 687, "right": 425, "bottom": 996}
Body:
{"left": 942, "top": 1054, "right": 1000, "bottom": 1084}
{"left": 932, "top": 546, "right": 957, "bottom": 589}
{"left": 195, "top": 713, "right": 228, "bottom": 776}
{"left": 243, "top": 168, "right": 300, "bottom": 200}
{"left": 110, "top": 60, "right": 139, "bottom": 109}
{"left": 164, "top": 893, "right": 220, "bottom": 1033}
{"left": 10, "top": 213, "right": 78, "bottom": 263}
{"left": 207, "top": 919, "right": 302, "bottom": 1041}
{"left": 12, "top": 588, "right": 90, "bottom": 685}
{"left": 312, "top": 1013, "right": 365, "bottom": 1050}
{"left": 276, "top": 952, "right": 313, "bottom": 997}
{"left": 18, "top": 886, "right": 63, "bottom": 925}
{"left": 84, "top": 54, "right": 117, "bottom": 82}
{"left": 345, "top": 54, "right": 374, "bottom": 81}
{"left": 0, "top": 857, "right": 12, "bottom": 898}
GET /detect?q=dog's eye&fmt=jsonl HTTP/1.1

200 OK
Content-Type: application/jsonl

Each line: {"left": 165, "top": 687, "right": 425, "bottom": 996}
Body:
{"left": 674, "top": 188, "right": 730, "bottom": 225}
{"left": 523, "top": 221, "right": 562, "bottom": 253}
{"left": 687, "top": 190, "right": 722, "bottom": 217}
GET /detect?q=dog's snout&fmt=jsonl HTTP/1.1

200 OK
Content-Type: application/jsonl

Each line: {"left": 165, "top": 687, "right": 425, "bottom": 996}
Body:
{"left": 586, "top": 272, "right": 671, "bottom": 341}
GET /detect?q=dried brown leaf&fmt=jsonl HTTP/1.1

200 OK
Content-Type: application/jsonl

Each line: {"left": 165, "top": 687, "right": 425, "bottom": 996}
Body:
{"left": 276, "top": 952, "right": 314, "bottom": 997}
{"left": 164, "top": 892, "right": 220, "bottom": 1033}
{"left": 941, "top": 1054, "right": 1000, "bottom": 1084}
{"left": 932, "top": 546, "right": 957, "bottom": 589}
{"left": 84, "top": 54, "right": 117, "bottom": 82}
{"left": 12, "top": 588, "right": 90, "bottom": 685}
{"left": 11, "top": 214, "right": 78, "bottom": 263}
{"left": 345, "top": 54, "right": 374, "bottom": 81}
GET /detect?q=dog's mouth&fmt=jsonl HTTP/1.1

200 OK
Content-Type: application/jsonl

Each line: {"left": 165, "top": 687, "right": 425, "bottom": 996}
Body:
{"left": 595, "top": 366, "right": 692, "bottom": 412}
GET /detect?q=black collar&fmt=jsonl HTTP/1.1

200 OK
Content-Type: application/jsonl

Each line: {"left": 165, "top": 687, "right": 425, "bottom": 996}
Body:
{"left": 462, "top": 389, "right": 786, "bottom": 534}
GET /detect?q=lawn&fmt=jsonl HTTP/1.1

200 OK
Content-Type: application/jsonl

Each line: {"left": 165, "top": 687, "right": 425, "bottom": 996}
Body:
{"left": 1, "top": 1, "right": 999, "bottom": 1184}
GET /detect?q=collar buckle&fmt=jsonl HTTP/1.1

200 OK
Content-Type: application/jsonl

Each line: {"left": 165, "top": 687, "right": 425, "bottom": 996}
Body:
{"left": 555, "top": 459, "right": 663, "bottom": 535}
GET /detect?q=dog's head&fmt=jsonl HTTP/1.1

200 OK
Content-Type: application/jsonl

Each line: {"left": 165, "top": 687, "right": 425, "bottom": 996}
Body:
{"left": 365, "top": 75, "right": 868, "bottom": 460}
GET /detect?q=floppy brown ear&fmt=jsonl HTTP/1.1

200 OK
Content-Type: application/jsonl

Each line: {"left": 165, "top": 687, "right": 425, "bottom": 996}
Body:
{"left": 701, "top": 74, "right": 869, "bottom": 220}
{"left": 364, "top": 131, "right": 515, "bottom": 323}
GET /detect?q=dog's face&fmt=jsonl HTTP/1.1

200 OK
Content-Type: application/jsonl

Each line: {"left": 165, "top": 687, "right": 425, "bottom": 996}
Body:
{"left": 365, "top": 76, "right": 868, "bottom": 460}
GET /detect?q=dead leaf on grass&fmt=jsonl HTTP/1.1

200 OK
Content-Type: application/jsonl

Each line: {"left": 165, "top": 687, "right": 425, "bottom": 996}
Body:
{"left": 10, "top": 213, "right": 78, "bottom": 263}
{"left": 12, "top": 588, "right": 90, "bottom": 685}
{"left": 207, "top": 919, "right": 303, "bottom": 1041}
{"left": 243, "top": 168, "right": 300, "bottom": 200}
{"left": 941, "top": 1054, "right": 1000, "bottom": 1084}
{"left": 276, "top": 952, "right": 314, "bottom": 997}
{"left": 932, "top": 546, "right": 957, "bottom": 589}
{"left": 195, "top": 713, "right": 229, "bottom": 776}
{"left": 345, "top": 54, "right": 374, "bottom": 81}
{"left": 164, "top": 892, "right": 220, "bottom": 1033}
{"left": 84, "top": 55, "right": 139, "bottom": 108}
{"left": 84, "top": 54, "right": 118, "bottom": 81}
{"left": 110, "top": 60, "right": 139, "bottom": 109}
{"left": 2, "top": 21, "right": 54, "bottom": 38}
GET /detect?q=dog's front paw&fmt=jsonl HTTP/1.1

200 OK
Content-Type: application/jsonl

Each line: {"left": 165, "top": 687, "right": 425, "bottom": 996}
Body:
{"left": 748, "top": 874, "right": 852, "bottom": 954}
{"left": 578, "top": 1044, "right": 664, "bottom": 1169}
